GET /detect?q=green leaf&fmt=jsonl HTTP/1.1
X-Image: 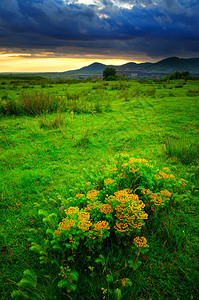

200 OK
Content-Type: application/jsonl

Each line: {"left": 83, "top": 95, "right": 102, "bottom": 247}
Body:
{"left": 11, "top": 290, "right": 29, "bottom": 299}
{"left": 70, "top": 271, "right": 78, "bottom": 282}
{"left": 106, "top": 274, "right": 114, "bottom": 283}
{"left": 123, "top": 278, "right": 132, "bottom": 286}
{"left": 95, "top": 254, "right": 105, "bottom": 265}
{"left": 23, "top": 269, "right": 37, "bottom": 283}
{"left": 30, "top": 244, "right": 42, "bottom": 254}
{"left": 133, "top": 260, "right": 142, "bottom": 271}
{"left": 127, "top": 259, "right": 134, "bottom": 268}
{"left": 18, "top": 279, "right": 35, "bottom": 289}
{"left": 46, "top": 229, "right": 55, "bottom": 236}
{"left": 38, "top": 209, "right": 48, "bottom": 218}
{"left": 114, "top": 288, "right": 122, "bottom": 300}
{"left": 52, "top": 245, "right": 62, "bottom": 251}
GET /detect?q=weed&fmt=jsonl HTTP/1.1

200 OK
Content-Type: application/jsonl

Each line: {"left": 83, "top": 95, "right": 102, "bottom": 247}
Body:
{"left": 164, "top": 135, "right": 199, "bottom": 164}
{"left": 20, "top": 91, "right": 59, "bottom": 115}
{"left": 186, "top": 89, "right": 199, "bottom": 96}
{"left": 38, "top": 113, "right": 65, "bottom": 130}
{"left": 12, "top": 157, "right": 191, "bottom": 299}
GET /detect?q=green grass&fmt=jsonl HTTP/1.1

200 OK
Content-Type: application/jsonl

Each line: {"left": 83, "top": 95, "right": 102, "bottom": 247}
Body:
{"left": 0, "top": 77, "right": 199, "bottom": 299}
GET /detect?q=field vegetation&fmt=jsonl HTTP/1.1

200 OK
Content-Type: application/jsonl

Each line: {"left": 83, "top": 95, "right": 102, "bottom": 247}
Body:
{"left": 0, "top": 76, "right": 198, "bottom": 299}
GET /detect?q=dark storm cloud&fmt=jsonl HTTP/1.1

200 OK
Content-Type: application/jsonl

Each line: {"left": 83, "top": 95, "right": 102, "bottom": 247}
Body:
{"left": 0, "top": 0, "right": 199, "bottom": 59}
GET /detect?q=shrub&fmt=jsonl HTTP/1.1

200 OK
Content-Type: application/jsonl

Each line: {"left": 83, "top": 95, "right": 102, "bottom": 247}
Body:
{"left": 20, "top": 91, "right": 63, "bottom": 115}
{"left": 103, "top": 67, "right": 117, "bottom": 81}
{"left": 186, "top": 89, "right": 199, "bottom": 96}
{"left": 12, "top": 156, "right": 188, "bottom": 299}
{"left": 38, "top": 113, "right": 65, "bottom": 129}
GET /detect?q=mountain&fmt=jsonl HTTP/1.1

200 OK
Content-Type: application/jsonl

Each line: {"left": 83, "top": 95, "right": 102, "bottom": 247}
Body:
{"left": 116, "top": 62, "right": 152, "bottom": 70}
{"left": 77, "top": 62, "right": 107, "bottom": 72}
{"left": 62, "top": 57, "right": 199, "bottom": 76}
{"left": 63, "top": 61, "right": 152, "bottom": 75}
{"left": 146, "top": 57, "right": 199, "bottom": 73}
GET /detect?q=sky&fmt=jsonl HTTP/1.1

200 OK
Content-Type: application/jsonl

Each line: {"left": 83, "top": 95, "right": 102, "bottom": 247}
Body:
{"left": 0, "top": 0, "right": 199, "bottom": 72}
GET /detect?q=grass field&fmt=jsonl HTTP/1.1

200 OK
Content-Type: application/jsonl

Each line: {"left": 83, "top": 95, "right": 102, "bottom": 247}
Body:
{"left": 0, "top": 77, "right": 199, "bottom": 299}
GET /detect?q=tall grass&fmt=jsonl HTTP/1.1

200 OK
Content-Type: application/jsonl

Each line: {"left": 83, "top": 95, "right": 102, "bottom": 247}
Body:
{"left": 164, "top": 135, "right": 199, "bottom": 164}
{"left": 20, "top": 91, "right": 62, "bottom": 115}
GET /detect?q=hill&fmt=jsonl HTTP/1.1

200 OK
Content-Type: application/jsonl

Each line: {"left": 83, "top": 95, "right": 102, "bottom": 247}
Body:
{"left": 145, "top": 57, "right": 199, "bottom": 73}
{"left": 62, "top": 57, "right": 199, "bottom": 77}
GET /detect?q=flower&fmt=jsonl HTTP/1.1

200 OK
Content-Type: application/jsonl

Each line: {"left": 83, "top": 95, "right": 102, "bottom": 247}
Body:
{"left": 75, "top": 193, "right": 84, "bottom": 198}
{"left": 134, "top": 236, "right": 148, "bottom": 248}
{"left": 121, "top": 278, "right": 128, "bottom": 287}
{"left": 128, "top": 158, "right": 148, "bottom": 164}
{"left": 58, "top": 217, "right": 75, "bottom": 231}
{"left": 160, "top": 189, "right": 171, "bottom": 197}
{"left": 104, "top": 178, "right": 114, "bottom": 185}
{"left": 85, "top": 201, "right": 101, "bottom": 212}
{"left": 78, "top": 220, "right": 92, "bottom": 232}
{"left": 100, "top": 204, "right": 113, "bottom": 214}
{"left": 129, "top": 166, "right": 139, "bottom": 173}
{"left": 114, "top": 222, "right": 128, "bottom": 232}
{"left": 93, "top": 221, "right": 110, "bottom": 237}
{"left": 65, "top": 206, "right": 79, "bottom": 215}
{"left": 180, "top": 179, "right": 186, "bottom": 187}
{"left": 86, "top": 190, "right": 100, "bottom": 201}
{"left": 107, "top": 189, "right": 148, "bottom": 234}
{"left": 78, "top": 211, "right": 90, "bottom": 220}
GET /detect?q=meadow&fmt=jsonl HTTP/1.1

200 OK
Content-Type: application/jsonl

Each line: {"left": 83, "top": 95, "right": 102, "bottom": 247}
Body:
{"left": 0, "top": 76, "right": 198, "bottom": 299}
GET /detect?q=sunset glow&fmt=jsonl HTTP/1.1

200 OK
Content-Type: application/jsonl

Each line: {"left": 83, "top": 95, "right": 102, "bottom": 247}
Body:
{"left": 0, "top": 54, "right": 142, "bottom": 73}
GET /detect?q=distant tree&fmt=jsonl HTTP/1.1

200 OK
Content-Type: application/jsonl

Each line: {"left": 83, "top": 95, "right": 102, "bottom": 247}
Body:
{"left": 165, "top": 71, "right": 191, "bottom": 80}
{"left": 103, "top": 67, "right": 117, "bottom": 80}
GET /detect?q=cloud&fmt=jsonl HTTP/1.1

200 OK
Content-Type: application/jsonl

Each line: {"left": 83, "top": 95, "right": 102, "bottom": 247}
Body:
{"left": 0, "top": 0, "right": 198, "bottom": 60}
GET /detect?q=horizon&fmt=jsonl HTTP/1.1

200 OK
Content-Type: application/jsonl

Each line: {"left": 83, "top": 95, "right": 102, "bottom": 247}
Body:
{"left": 1, "top": 56, "right": 199, "bottom": 74}
{"left": 0, "top": 57, "right": 144, "bottom": 73}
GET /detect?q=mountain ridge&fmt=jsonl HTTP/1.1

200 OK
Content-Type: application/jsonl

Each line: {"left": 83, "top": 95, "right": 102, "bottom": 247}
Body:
{"left": 63, "top": 57, "right": 199, "bottom": 75}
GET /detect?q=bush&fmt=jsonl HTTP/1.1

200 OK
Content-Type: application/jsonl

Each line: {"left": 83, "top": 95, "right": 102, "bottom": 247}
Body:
{"left": 12, "top": 156, "right": 189, "bottom": 299}
{"left": 20, "top": 91, "right": 61, "bottom": 115}
{"left": 103, "top": 68, "right": 117, "bottom": 81}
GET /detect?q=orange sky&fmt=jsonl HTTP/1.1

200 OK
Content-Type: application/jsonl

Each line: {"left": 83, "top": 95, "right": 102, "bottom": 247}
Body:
{"left": 0, "top": 53, "right": 144, "bottom": 73}
{"left": 0, "top": 50, "right": 147, "bottom": 73}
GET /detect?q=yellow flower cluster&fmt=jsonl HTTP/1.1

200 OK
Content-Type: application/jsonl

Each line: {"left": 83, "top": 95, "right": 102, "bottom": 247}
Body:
{"left": 78, "top": 211, "right": 90, "bottom": 220}
{"left": 154, "top": 171, "right": 175, "bottom": 179}
{"left": 149, "top": 193, "right": 164, "bottom": 206}
{"left": 85, "top": 201, "right": 101, "bottom": 212}
{"left": 134, "top": 236, "right": 148, "bottom": 248}
{"left": 77, "top": 219, "right": 92, "bottom": 232}
{"left": 58, "top": 217, "right": 75, "bottom": 231}
{"left": 86, "top": 190, "right": 100, "bottom": 201}
{"left": 129, "top": 166, "right": 139, "bottom": 173}
{"left": 160, "top": 189, "right": 172, "bottom": 199}
{"left": 141, "top": 188, "right": 151, "bottom": 195}
{"left": 104, "top": 178, "right": 114, "bottom": 185}
{"left": 65, "top": 206, "right": 79, "bottom": 215}
{"left": 100, "top": 204, "right": 113, "bottom": 214}
{"left": 114, "top": 222, "right": 128, "bottom": 232}
{"left": 141, "top": 189, "right": 171, "bottom": 206}
{"left": 180, "top": 178, "right": 186, "bottom": 187}
{"left": 75, "top": 193, "right": 84, "bottom": 198}
{"left": 128, "top": 158, "right": 148, "bottom": 164}
{"left": 107, "top": 189, "right": 148, "bottom": 233}
{"left": 93, "top": 221, "right": 110, "bottom": 237}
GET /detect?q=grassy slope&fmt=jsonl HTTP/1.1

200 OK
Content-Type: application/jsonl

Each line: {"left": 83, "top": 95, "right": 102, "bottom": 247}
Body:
{"left": 0, "top": 78, "right": 199, "bottom": 299}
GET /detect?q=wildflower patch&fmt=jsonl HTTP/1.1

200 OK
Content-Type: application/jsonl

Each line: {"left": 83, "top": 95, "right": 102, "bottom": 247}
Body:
{"left": 13, "top": 156, "right": 188, "bottom": 299}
